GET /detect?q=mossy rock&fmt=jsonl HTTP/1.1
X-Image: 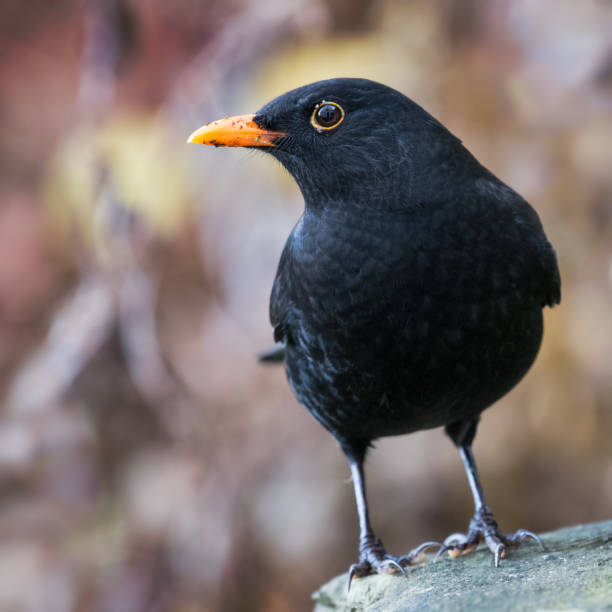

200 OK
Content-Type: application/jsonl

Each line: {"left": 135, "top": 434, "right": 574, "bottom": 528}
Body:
{"left": 313, "top": 520, "right": 612, "bottom": 611}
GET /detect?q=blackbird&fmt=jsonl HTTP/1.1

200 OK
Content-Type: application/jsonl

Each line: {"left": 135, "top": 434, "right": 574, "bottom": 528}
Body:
{"left": 188, "top": 78, "right": 561, "bottom": 583}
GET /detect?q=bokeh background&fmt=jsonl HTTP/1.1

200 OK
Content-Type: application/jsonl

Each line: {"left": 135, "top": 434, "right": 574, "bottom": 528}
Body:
{"left": 1, "top": 0, "right": 611, "bottom": 610}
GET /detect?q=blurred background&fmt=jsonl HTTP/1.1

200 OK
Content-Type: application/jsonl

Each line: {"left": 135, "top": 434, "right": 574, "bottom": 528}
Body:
{"left": 1, "top": 0, "right": 611, "bottom": 610}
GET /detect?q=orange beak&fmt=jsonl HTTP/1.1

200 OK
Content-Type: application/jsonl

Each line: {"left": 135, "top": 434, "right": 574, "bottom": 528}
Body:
{"left": 187, "top": 114, "right": 285, "bottom": 147}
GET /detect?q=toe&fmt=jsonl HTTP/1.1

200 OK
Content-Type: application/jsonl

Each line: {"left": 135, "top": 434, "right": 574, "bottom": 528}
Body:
{"left": 399, "top": 541, "right": 440, "bottom": 567}
{"left": 505, "top": 529, "right": 546, "bottom": 550}
{"left": 438, "top": 513, "right": 544, "bottom": 567}
{"left": 380, "top": 556, "right": 407, "bottom": 576}
{"left": 436, "top": 530, "right": 482, "bottom": 560}
{"left": 443, "top": 532, "right": 469, "bottom": 548}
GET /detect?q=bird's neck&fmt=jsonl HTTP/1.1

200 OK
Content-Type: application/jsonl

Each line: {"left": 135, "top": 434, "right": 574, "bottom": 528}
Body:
{"left": 297, "top": 145, "right": 482, "bottom": 215}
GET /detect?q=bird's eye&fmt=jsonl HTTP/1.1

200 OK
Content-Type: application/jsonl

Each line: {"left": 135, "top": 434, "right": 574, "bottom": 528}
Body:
{"left": 311, "top": 101, "right": 344, "bottom": 132}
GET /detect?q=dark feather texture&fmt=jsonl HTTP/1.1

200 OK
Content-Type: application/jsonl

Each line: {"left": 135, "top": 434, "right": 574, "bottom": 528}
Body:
{"left": 256, "top": 78, "right": 560, "bottom": 461}
{"left": 196, "top": 78, "right": 560, "bottom": 577}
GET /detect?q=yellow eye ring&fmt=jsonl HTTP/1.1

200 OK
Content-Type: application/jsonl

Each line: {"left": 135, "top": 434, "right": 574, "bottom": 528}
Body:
{"left": 311, "top": 101, "right": 345, "bottom": 132}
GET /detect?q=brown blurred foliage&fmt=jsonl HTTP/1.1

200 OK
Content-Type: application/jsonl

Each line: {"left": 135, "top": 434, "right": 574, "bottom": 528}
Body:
{"left": 0, "top": 1, "right": 611, "bottom": 610}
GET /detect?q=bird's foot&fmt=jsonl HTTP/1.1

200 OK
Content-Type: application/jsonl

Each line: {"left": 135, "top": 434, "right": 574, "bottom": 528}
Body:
{"left": 348, "top": 536, "right": 439, "bottom": 590}
{"left": 348, "top": 534, "right": 404, "bottom": 590}
{"left": 437, "top": 505, "right": 544, "bottom": 567}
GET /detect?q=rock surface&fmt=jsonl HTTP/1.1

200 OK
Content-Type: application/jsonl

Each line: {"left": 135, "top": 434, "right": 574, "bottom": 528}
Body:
{"left": 313, "top": 520, "right": 612, "bottom": 611}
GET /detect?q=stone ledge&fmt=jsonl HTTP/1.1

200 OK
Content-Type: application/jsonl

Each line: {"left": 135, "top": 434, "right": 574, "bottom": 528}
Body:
{"left": 313, "top": 520, "right": 612, "bottom": 611}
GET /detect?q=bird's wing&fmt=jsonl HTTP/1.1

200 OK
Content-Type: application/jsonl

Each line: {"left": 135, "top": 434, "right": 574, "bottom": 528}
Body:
{"left": 535, "top": 239, "right": 561, "bottom": 308}
{"left": 269, "top": 240, "right": 293, "bottom": 345}
{"left": 474, "top": 177, "right": 561, "bottom": 309}
{"left": 510, "top": 194, "right": 561, "bottom": 308}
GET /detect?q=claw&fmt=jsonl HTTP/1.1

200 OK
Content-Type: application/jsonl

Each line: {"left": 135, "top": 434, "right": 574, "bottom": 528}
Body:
{"left": 532, "top": 534, "right": 546, "bottom": 551}
{"left": 507, "top": 529, "right": 546, "bottom": 551}
{"left": 434, "top": 544, "right": 458, "bottom": 563}
{"left": 443, "top": 532, "right": 468, "bottom": 547}
{"left": 439, "top": 507, "right": 544, "bottom": 566}
{"left": 414, "top": 540, "right": 442, "bottom": 556}
{"left": 347, "top": 548, "right": 417, "bottom": 589}
{"left": 400, "top": 541, "right": 441, "bottom": 566}
{"left": 347, "top": 566, "right": 355, "bottom": 592}
{"left": 434, "top": 533, "right": 468, "bottom": 562}
{"left": 347, "top": 562, "right": 366, "bottom": 592}
{"left": 434, "top": 543, "right": 449, "bottom": 562}
{"left": 383, "top": 557, "right": 406, "bottom": 576}
{"left": 493, "top": 542, "right": 505, "bottom": 568}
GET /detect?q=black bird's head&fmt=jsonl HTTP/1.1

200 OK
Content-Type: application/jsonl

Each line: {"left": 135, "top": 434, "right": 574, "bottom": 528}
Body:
{"left": 188, "top": 78, "right": 474, "bottom": 210}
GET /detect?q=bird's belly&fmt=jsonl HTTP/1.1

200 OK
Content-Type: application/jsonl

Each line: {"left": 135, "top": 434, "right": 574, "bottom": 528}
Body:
{"left": 284, "top": 299, "right": 543, "bottom": 443}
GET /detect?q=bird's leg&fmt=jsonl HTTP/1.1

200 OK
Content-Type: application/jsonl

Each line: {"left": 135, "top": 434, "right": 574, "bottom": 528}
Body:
{"left": 347, "top": 460, "right": 437, "bottom": 589}
{"left": 439, "top": 444, "right": 544, "bottom": 566}
{"left": 348, "top": 460, "right": 405, "bottom": 587}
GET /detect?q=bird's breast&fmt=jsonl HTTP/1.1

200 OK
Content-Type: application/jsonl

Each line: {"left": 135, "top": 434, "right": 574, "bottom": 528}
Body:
{"left": 289, "top": 208, "right": 412, "bottom": 310}
{"left": 277, "top": 202, "right": 545, "bottom": 439}
{"left": 282, "top": 201, "right": 542, "bottom": 367}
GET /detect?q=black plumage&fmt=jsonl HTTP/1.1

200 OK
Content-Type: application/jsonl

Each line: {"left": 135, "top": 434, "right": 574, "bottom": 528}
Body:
{"left": 188, "top": 78, "right": 560, "bottom": 582}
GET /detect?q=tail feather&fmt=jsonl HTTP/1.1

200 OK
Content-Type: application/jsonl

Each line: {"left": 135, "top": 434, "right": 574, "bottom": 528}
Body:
{"left": 258, "top": 344, "right": 285, "bottom": 364}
